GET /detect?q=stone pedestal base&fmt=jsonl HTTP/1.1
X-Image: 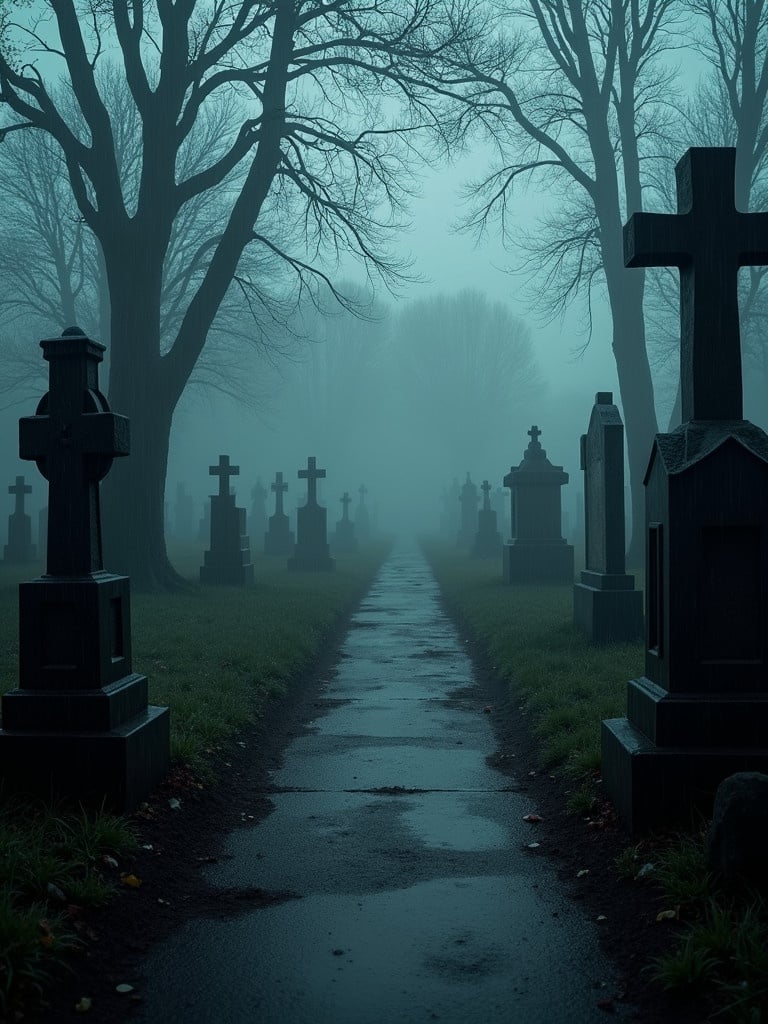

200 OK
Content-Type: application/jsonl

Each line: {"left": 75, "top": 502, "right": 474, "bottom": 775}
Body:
{"left": 4, "top": 514, "right": 35, "bottom": 563}
{"left": 332, "top": 521, "right": 358, "bottom": 553}
{"left": 289, "top": 505, "right": 335, "bottom": 571}
{"left": 573, "top": 571, "right": 643, "bottom": 643}
{"left": 0, "top": 704, "right": 170, "bottom": 811}
{"left": 264, "top": 515, "right": 294, "bottom": 557}
{"left": 288, "top": 550, "right": 335, "bottom": 571}
{"left": 200, "top": 556, "right": 254, "bottom": 585}
{"left": 601, "top": 715, "right": 768, "bottom": 834}
{"left": 503, "top": 541, "right": 574, "bottom": 583}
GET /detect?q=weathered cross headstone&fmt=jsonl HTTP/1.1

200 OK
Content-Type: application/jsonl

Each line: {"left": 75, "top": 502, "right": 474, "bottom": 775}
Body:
{"left": 573, "top": 393, "right": 643, "bottom": 643}
{"left": 0, "top": 327, "right": 170, "bottom": 810}
{"left": 264, "top": 471, "right": 295, "bottom": 556}
{"left": 332, "top": 492, "right": 358, "bottom": 553}
{"left": 355, "top": 484, "right": 371, "bottom": 543}
{"left": 602, "top": 147, "right": 768, "bottom": 832}
{"left": 456, "top": 472, "right": 479, "bottom": 548}
{"left": 3, "top": 475, "right": 36, "bottom": 564}
{"left": 502, "top": 426, "right": 574, "bottom": 583}
{"left": 288, "top": 457, "right": 335, "bottom": 571}
{"left": 174, "top": 482, "right": 196, "bottom": 541}
{"left": 249, "top": 478, "right": 268, "bottom": 549}
{"left": 200, "top": 455, "right": 254, "bottom": 585}
{"left": 472, "top": 480, "right": 502, "bottom": 558}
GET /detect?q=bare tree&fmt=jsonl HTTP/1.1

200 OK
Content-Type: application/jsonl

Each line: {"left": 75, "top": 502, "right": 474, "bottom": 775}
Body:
{"left": 0, "top": 1, "right": 471, "bottom": 587}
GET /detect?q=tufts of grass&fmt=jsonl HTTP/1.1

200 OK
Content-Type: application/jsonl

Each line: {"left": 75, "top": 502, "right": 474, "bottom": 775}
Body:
{"left": 654, "top": 832, "right": 715, "bottom": 906}
{"left": 566, "top": 781, "right": 598, "bottom": 815}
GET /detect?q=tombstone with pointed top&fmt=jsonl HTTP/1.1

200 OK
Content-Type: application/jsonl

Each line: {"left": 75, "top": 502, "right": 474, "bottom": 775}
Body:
{"left": 355, "top": 485, "right": 371, "bottom": 543}
{"left": 3, "top": 475, "right": 36, "bottom": 564}
{"left": 288, "top": 457, "right": 334, "bottom": 571}
{"left": 472, "top": 480, "right": 502, "bottom": 558}
{"left": 250, "top": 478, "right": 268, "bottom": 547}
{"left": 332, "top": 492, "right": 358, "bottom": 553}
{"left": 0, "top": 326, "right": 170, "bottom": 810}
{"left": 200, "top": 455, "right": 254, "bottom": 585}
{"left": 602, "top": 147, "right": 768, "bottom": 833}
{"left": 503, "top": 426, "right": 574, "bottom": 583}
{"left": 574, "top": 393, "right": 643, "bottom": 643}
{"left": 456, "top": 472, "right": 479, "bottom": 548}
{"left": 264, "top": 471, "right": 295, "bottom": 556}
{"left": 174, "top": 482, "right": 196, "bottom": 541}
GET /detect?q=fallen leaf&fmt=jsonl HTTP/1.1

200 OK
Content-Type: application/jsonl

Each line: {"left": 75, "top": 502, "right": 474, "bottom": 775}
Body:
{"left": 577, "top": 869, "right": 590, "bottom": 878}
{"left": 115, "top": 984, "right": 134, "bottom": 994}
{"left": 157, "top": 898, "right": 170, "bottom": 906}
{"left": 46, "top": 882, "right": 66, "bottom": 902}
{"left": 596, "top": 915, "right": 607, "bottom": 922}
{"left": 102, "top": 855, "right": 119, "bottom": 869}
{"left": 168, "top": 797, "right": 181, "bottom": 810}
{"left": 527, "top": 842, "right": 541, "bottom": 849}
{"left": 656, "top": 909, "right": 678, "bottom": 922}
{"left": 141, "top": 844, "right": 154, "bottom": 852}
{"left": 74, "top": 997, "right": 92, "bottom": 1013}
{"left": 635, "top": 862, "right": 655, "bottom": 880}
{"left": 120, "top": 873, "right": 142, "bottom": 888}
{"left": 523, "top": 813, "right": 542, "bottom": 823}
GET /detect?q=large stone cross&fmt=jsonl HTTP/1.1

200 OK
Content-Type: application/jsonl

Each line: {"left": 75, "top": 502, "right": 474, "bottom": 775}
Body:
{"left": 624, "top": 147, "right": 768, "bottom": 422}
{"left": 19, "top": 327, "right": 129, "bottom": 576}
{"left": 271, "top": 471, "right": 288, "bottom": 515}
{"left": 340, "top": 492, "right": 352, "bottom": 520}
{"left": 9, "top": 476, "right": 31, "bottom": 516}
{"left": 298, "top": 457, "right": 325, "bottom": 506}
{"left": 210, "top": 455, "right": 239, "bottom": 499}
{"left": 481, "top": 479, "right": 492, "bottom": 511}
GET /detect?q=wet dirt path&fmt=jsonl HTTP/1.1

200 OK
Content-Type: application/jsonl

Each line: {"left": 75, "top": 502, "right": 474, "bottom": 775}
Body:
{"left": 133, "top": 546, "right": 630, "bottom": 1023}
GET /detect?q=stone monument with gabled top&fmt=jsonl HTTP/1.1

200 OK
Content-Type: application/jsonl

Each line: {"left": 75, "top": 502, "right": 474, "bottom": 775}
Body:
{"left": 573, "top": 393, "right": 643, "bottom": 643}
{"left": 0, "top": 327, "right": 170, "bottom": 810}
{"left": 288, "top": 457, "right": 334, "bottom": 571}
{"left": 602, "top": 147, "right": 768, "bottom": 832}
{"left": 3, "top": 475, "right": 36, "bottom": 564}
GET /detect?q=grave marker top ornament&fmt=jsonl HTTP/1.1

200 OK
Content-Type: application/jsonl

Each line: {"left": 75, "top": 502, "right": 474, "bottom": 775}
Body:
{"left": 272, "top": 471, "right": 288, "bottom": 515}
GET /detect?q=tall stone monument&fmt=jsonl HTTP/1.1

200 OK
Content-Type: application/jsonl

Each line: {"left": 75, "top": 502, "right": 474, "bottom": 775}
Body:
{"left": 456, "top": 472, "right": 479, "bottom": 548}
{"left": 332, "top": 492, "right": 358, "bottom": 553}
{"left": 288, "top": 457, "right": 335, "bottom": 571}
{"left": 200, "top": 455, "right": 254, "bottom": 585}
{"left": 472, "top": 480, "right": 502, "bottom": 558}
{"left": 602, "top": 147, "right": 768, "bottom": 832}
{"left": 0, "top": 327, "right": 170, "bottom": 810}
{"left": 264, "top": 471, "right": 295, "bottom": 556}
{"left": 573, "top": 393, "right": 643, "bottom": 643}
{"left": 503, "top": 426, "right": 574, "bottom": 583}
{"left": 3, "top": 475, "right": 36, "bottom": 564}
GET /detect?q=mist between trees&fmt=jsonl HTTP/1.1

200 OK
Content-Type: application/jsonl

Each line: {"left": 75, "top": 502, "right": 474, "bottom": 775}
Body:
{"left": 1, "top": 2, "right": 768, "bottom": 586}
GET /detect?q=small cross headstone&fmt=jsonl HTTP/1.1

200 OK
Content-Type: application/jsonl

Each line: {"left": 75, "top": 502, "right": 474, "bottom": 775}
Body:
{"left": 472, "top": 479, "right": 502, "bottom": 558}
{"left": 573, "top": 393, "right": 643, "bottom": 643}
{"left": 200, "top": 455, "right": 254, "bottom": 585}
{"left": 332, "top": 491, "right": 358, "bottom": 553}
{"left": 0, "top": 326, "right": 170, "bottom": 810}
{"left": 603, "top": 147, "right": 768, "bottom": 832}
{"left": 355, "top": 484, "right": 371, "bottom": 543}
{"left": 288, "top": 456, "right": 334, "bottom": 571}
{"left": 456, "top": 472, "right": 479, "bottom": 548}
{"left": 264, "top": 471, "right": 295, "bottom": 556}
{"left": 3, "top": 475, "right": 36, "bottom": 564}
{"left": 502, "top": 426, "right": 573, "bottom": 583}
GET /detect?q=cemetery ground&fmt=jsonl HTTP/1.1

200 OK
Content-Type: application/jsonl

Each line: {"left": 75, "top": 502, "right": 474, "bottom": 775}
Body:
{"left": 0, "top": 539, "right": 764, "bottom": 1023}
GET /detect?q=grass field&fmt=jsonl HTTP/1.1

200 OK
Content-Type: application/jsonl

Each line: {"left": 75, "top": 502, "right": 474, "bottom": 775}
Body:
{"left": 0, "top": 539, "right": 390, "bottom": 1016}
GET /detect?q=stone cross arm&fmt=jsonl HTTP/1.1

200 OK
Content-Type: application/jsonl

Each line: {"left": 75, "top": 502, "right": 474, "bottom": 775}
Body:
{"left": 20, "top": 411, "right": 130, "bottom": 476}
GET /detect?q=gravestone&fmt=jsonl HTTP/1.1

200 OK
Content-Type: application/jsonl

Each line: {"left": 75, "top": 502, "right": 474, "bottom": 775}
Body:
{"left": 332, "top": 492, "right": 358, "bottom": 553}
{"left": 38, "top": 505, "right": 47, "bottom": 556}
{"left": 3, "top": 475, "right": 36, "bottom": 564}
{"left": 250, "top": 478, "right": 268, "bottom": 547}
{"left": 200, "top": 455, "right": 254, "bottom": 585}
{"left": 264, "top": 471, "right": 295, "bottom": 556}
{"left": 355, "top": 485, "right": 371, "bottom": 543}
{"left": 288, "top": 457, "right": 335, "bottom": 571}
{"left": 573, "top": 393, "right": 643, "bottom": 643}
{"left": 0, "top": 327, "right": 170, "bottom": 810}
{"left": 472, "top": 480, "right": 502, "bottom": 558}
{"left": 456, "top": 472, "right": 479, "bottom": 548}
{"left": 503, "top": 426, "right": 574, "bottom": 583}
{"left": 602, "top": 147, "right": 768, "bottom": 832}
{"left": 174, "top": 482, "right": 196, "bottom": 541}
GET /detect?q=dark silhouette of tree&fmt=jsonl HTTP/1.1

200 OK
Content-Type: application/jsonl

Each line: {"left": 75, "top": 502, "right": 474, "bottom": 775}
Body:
{"left": 0, "top": 0, "right": 472, "bottom": 588}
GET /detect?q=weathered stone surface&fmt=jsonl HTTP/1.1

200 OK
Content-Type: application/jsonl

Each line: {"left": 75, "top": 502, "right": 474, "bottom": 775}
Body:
{"left": 707, "top": 773, "right": 768, "bottom": 889}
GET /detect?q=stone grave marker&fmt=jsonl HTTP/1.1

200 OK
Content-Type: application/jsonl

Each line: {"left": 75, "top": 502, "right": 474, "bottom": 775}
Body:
{"left": 503, "top": 426, "right": 574, "bottom": 583}
{"left": 332, "top": 492, "right": 358, "bottom": 553}
{"left": 174, "top": 482, "right": 196, "bottom": 541}
{"left": 456, "top": 472, "right": 479, "bottom": 548}
{"left": 288, "top": 457, "right": 334, "bottom": 571}
{"left": 355, "top": 484, "right": 371, "bottom": 543}
{"left": 250, "top": 478, "right": 268, "bottom": 548}
{"left": 602, "top": 147, "right": 768, "bottom": 832}
{"left": 264, "top": 471, "right": 295, "bottom": 556}
{"left": 573, "top": 393, "right": 643, "bottom": 643}
{"left": 472, "top": 480, "right": 502, "bottom": 558}
{"left": 3, "top": 475, "right": 36, "bottom": 564}
{"left": 0, "top": 327, "right": 170, "bottom": 810}
{"left": 200, "top": 455, "right": 254, "bottom": 585}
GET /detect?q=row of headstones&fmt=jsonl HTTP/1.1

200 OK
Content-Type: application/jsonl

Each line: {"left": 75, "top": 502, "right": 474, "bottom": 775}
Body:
{"left": 199, "top": 454, "right": 373, "bottom": 584}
